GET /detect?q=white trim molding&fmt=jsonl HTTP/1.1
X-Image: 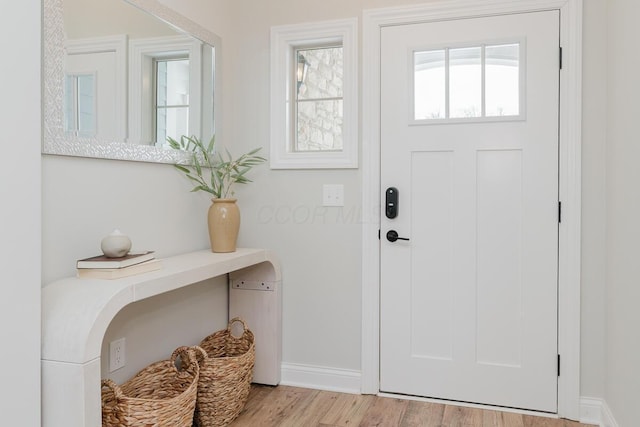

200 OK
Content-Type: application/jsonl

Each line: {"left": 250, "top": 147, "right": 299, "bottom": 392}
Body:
{"left": 270, "top": 18, "right": 358, "bottom": 169}
{"left": 580, "top": 397, "right": 620, "bottom": 427}
{"left": 580, "top": 397, "right": 604, "bottom": 425}
{"left": 64, "top": 35, "right": 128, "bottom": 142}
{"left": 601, "top": 401, "right": 620, "bottom": 427}
{"left": 361, "top": 0, "right": 583, "bottom": 420}
{"left": 280, "top": 363, "right": 361, "bottom": 394}
{"left": 128, "top": 35, "right": 204, "bottom": 146}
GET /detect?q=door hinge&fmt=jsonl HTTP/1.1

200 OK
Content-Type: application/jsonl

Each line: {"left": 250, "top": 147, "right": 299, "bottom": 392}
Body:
{"left": 559, "top": 47, "right": 563, "bottom": 70}
{"left": 378, "top": 229, "right": 381, "bottom": 240}
{"left": 558, "top": 201, "right": 562, "bottom": 223}
{"left": 557, "top": 354, "right": 561, "bottom": 376}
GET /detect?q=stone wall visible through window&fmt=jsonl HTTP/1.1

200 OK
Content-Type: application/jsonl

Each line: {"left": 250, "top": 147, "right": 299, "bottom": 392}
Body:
{"left": 296, "top": 46, "right": 343, "bottom": 152}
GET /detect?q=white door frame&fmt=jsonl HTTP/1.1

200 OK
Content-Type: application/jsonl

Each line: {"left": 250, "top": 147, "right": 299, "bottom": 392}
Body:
{"left": 361, "top": 0, "right": 583, "bottom": 420}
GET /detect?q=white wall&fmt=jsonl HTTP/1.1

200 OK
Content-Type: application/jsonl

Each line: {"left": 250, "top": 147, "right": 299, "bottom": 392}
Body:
{"left": 41, "top": 155, "right": 230, "bottom": 382}
{"left": 606, "top": 0, "right": 640, "bottom": 425}
{"left": 0, "top": 2, "right": 41, "bottom": 426}
{"left": 65, "top": 0, "right": 179, "bottom": 39}
{"left": 218, "top": 0, "right": 438, "bottom": 372}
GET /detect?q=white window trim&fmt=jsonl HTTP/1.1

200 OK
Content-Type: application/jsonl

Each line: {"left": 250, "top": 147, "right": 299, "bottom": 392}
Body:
{"left": 270, "top": 18, "right": 358, "bottom": 169}
{"left": 128, "top": 35, "right": 203, "bottom": 146}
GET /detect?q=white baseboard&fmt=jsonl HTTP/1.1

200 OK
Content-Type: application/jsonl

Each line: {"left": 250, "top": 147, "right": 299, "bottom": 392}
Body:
{"left": 580, "top": 397, "right": 605, "bottom": 425}
{"left": 580, "top": 397, "right": 619, "bottom": 427}
{"left": 280, "top": 363, "right": 361, "bottom": 394}
{"left": 601, "top": 400, "right": 619, "bottom": 427}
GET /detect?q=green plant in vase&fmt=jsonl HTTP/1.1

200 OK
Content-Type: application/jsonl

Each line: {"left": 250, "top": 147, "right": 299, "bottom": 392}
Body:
{"left": 168, "top": 135, "right": 266, "bottom": 198}
{"left": 168, "top": 135, "right": 266, "bottom": 253}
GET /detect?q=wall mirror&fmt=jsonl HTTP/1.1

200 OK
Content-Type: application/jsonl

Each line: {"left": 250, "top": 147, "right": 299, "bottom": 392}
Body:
{"left": 43, "top": 0, "right": 221, "bottom": 163}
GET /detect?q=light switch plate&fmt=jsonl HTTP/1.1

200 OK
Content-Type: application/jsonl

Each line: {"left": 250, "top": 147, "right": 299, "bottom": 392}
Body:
{"left": 323, "top": 184, "right": 344, "bottom": 206}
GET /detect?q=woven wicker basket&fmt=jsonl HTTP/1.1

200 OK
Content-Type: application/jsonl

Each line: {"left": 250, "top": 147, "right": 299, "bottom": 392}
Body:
{"left": 193, "top": 317, "right": 255, "bottom": 427}
{"left": 101, "top": 346, "right": 199, "bottom": 427}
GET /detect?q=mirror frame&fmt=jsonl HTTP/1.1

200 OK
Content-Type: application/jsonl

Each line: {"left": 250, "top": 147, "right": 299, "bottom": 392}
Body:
{"left": 43, "top": 0, "right": 222, "bottom": 163}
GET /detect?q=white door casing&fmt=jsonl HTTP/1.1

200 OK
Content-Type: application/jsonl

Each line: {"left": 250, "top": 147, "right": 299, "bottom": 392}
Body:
{"left": 64, "top": 35, "right": 127, "bottom": 142}
{"left": 380, "top": 10, "right": 559, "bottom": 412}
{"left": 361, "top": 0, "right": 582, "bottom": 419}
{"left": 66, "top": 51, "right": 118, "bottom": 141}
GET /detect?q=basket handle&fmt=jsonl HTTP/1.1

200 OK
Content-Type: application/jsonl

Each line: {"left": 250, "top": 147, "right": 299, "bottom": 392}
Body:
{"left": 192, "top": 345, "right": 208, "bottom": 365}
{"left": 101, "top": 378, "right": 124, "bottom": 401}
{"left": 171, "top": 346, "right": 200, "bottom": 378}
{"left": 228, "top": 317, "right": 250, "bottom": 339}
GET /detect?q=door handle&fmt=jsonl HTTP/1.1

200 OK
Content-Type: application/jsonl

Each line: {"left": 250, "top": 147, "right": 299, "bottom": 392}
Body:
{"left": 386, "top": 230, "right": 410, "bottom": 242}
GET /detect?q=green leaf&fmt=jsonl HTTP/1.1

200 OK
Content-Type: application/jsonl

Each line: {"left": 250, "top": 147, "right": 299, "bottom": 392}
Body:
{"left": 170, "top": 135, "right": 265, "bottom": 197}
{"left": 174, "top": 164, "right": 190, "bottom": 173}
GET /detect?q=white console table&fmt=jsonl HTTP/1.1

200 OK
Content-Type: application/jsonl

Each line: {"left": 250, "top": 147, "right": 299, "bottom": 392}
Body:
{"left": 41, "top": 248, "right": 282, "bottom": 427}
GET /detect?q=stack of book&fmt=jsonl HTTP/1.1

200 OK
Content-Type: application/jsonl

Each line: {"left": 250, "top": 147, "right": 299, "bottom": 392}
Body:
{"left": 76, "top": 251, "right": 161, "bottom": 279}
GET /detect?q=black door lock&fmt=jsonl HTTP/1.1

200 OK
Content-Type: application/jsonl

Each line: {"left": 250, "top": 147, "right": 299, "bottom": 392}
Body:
{"left": 385, "top": 187, "right": 399, "bottom": 219}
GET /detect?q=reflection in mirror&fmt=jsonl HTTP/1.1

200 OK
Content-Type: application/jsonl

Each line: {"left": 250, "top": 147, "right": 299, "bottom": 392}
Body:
{"left": 43, "top": 0, "right": 221, "bottom": 163}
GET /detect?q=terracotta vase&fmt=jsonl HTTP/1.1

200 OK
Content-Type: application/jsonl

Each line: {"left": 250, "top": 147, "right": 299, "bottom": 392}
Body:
{"left": 207, "top": 198, "right": 240, "bottom": 253}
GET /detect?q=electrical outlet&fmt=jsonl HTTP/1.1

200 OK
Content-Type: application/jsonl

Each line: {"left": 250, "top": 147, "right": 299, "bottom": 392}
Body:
{"left": 109, "top": 338, "right": 126, "bottom": 372}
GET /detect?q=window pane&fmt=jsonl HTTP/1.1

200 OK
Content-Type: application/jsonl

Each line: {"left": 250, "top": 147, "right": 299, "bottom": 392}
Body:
{"left": 297, "top": 47, "right": 343, "bottom": 100}
{"left": 76, "top": 75, "right": 95, "bottom": 136}
{"left": 449, "top": 47, "right": 482, "bottom": 118}
{"left": 296, "top": 100, "right": 343, "bottom": 151}
{"left": 414, "top": 50, "right": 445, "bottom": 120}
{"left": 156, "top": 59, "right": 190, "bottom": 106}
{"left": 64, "top": 74, "right": 95, "bottom": 136}
{"left": 155, "top": 58, "right": 189, "bottom": 145}
{"left": 485, "top": 44, "right": 520, "bottom": 117}
{"left": 295, "top": 45, "right": 344, "bottom": 152}
{"left": 157, "top": 107, "right": 189, "bottom": 144}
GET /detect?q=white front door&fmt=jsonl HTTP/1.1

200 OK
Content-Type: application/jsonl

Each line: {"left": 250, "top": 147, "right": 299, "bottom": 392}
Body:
{"left": 380, "top": 10, "right": 560, "bottom": 412}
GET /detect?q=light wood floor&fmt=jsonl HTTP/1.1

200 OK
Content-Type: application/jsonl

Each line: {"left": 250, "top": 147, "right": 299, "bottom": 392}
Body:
{"left": 230, "top": 385, "right": 596, "bottom": 427}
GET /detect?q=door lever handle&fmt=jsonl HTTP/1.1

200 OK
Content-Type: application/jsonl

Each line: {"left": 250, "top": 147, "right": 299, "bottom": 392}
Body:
{"left": 386, "top": 230, "right": 410, "bottom": 242}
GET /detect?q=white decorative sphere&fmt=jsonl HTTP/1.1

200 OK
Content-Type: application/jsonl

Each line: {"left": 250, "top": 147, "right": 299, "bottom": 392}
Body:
{"left": 101, "top": 229, "right": 132, "bottom": 258}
